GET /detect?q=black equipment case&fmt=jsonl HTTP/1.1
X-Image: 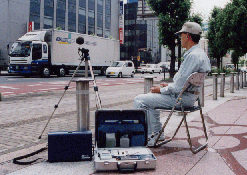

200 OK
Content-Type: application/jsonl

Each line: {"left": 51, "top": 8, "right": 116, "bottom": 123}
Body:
{"left": 48, "top": 130, "right": 92, "bottom": 162}
{"left": 94, "top": 109, "right": 157, "bottom": 172}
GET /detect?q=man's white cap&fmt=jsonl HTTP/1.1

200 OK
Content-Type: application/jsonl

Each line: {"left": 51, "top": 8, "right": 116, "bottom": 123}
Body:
{"left": 176, "top": 22, "right": 202, "bottom": 35}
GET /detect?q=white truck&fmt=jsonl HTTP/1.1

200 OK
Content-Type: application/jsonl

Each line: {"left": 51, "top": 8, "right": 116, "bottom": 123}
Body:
{"left": 8, "top": 29, "right": 120, "bottom": 77}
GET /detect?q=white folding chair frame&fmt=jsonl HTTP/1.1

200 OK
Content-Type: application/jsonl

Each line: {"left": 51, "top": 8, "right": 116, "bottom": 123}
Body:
{"left": 152, "top": 72, "right": 208, "bottom": 154}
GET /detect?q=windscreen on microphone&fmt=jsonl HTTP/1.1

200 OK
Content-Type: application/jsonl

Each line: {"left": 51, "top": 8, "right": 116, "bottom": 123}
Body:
{"left": 76, "top": 37, "right": 84, "bottom": 45}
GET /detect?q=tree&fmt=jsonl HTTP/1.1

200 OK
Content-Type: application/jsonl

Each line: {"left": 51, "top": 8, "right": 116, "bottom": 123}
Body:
{"left": 147, "top": 0, "right": 192, "bottom": 78}
{"left": 189, "top": 13, "right": 203, "bottom": 26}
{"left": 230, "top": 0, "right": 247, "bottom": 59}
{"left": 217, "top": 0, "right": 247, "bottom": 69}
{"left": 207, "top": 7, "right": 228, "bottom": 69}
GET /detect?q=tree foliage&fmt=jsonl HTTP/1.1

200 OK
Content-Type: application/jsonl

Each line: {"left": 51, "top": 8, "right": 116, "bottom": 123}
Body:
{"left": 207, "top": 0, "right": 247, "bottom": 69}
{"left": 206, "top": 7, "right": 228, "bottom": 69}
{"left": 189, "top": 13, "right": 203, "bottom": 26}
{"left": 147, "top": 0, "right": 192, "bottom": 78}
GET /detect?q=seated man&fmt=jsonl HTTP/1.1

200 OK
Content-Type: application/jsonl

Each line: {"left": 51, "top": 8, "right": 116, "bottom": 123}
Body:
{"left": 134, "top": 22, "right": 211, "bottom": 146}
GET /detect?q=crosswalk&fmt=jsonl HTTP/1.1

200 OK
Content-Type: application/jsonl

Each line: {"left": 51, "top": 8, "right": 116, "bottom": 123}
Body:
{"left": 0, "top": 77, "right": 162, "bottom": 96}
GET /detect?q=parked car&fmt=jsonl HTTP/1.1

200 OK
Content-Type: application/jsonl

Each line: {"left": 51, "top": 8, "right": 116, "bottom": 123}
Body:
{"left": 241, "top": 67, "right": 247, "bottom": 72}
{"left": 139, "top": 64, "right": 162, "bottom": 74}
{"left": 106, "top": 60, "right": 135, "bottom": 78}
{"left": 136, "top": 64, "right": 147, "bottom": 73}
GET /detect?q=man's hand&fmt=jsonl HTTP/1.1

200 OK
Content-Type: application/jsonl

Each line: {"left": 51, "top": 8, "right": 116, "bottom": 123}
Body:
{"left": 160, "top": 82, "right": 168, "bottom": 88}
{"left": 150, "top": 86, "right": 161, "bottom": 93}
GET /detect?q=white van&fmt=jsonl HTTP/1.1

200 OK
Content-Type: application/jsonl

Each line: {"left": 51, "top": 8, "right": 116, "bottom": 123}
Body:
{"left": 106, "top": 60, "right": 135, "bottom": 78}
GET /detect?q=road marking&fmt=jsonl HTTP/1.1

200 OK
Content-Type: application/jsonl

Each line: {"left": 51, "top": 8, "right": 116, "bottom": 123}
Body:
{"left": 100, "top": 83, "right": 110, "bottom": 86}
{"left": 2, "top": 92, "right": 14, "bottom": 94}
{"left": 28, "top": 84, "right": 42, "bottom": 86}
{"left": 0, "top": 86, "right": 11, "bottom": 88}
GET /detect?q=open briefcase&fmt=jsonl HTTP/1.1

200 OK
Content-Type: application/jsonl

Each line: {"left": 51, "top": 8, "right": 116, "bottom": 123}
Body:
{"left": 94, "top": 109, "right": 157, "bottom": 172}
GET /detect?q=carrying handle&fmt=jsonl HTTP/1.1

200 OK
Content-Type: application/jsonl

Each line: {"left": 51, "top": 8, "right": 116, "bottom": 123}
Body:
{"left": 117, "top": 161, "right": 137, "bottom": 172}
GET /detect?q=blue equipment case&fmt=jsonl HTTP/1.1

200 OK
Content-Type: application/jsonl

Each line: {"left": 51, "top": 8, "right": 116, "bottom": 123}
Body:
{"left": 48, "top": 130, "right": 92, "bottom": 162}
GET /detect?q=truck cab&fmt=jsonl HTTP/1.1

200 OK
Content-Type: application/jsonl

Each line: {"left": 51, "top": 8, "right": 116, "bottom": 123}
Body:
{"left": 106, "top": 60, "right": 135, "bottom": 78}
{"left": 8, "top": 40, "right": 49, "bottom": 77}
{"left": 8, "top": 30, "right": 52, "bottom": 77}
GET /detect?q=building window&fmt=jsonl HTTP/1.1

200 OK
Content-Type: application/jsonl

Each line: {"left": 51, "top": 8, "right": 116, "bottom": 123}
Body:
{"left": 97, "top": 28, "right": 103, "bottom": 37}
{"left": 105, "top": 0, "right": 111, "bottom": 31}
{"left": 68, "top": 0, "right": 76, "bottom": 32}
{"left": 88, "top": 26, "right": 95, "bottom": 35}
{"left": 88, "top": 0, "right": 95, "bottom": 10}
{"left": 56, "top": 0, "right": 66, "bottom": 30}
{"left": 44, "top": 0, "right": 54, "bottom": 29}
{"left": 88, "top": 0, "right": 95, "bottom": 34}
{"left": 78, "top": 8, "right": 86, "bottom": 34}
{"left": 97, "top": 0, "right": 103, "bottom": 37}
{"left": 30, "top": 0, "right": 41, "bottom": 29}
{"left": 44, "top": 17, "right": 53, "bottom": 29}
{"left": 88, "top": 10, "right": 95, "bottom": 26}
{"left": 97, "top": 12, "right": 103, "bottom": 28}
{"left": 79, "top": 0, "right": 86, "bottom": 34}
{"left": 105, "top": 29, "right": 110, "bottom": 38}
{"left": 30, "top": 15, "right": 40, "bottom": 30}
{"left": 79, "top": 0, "right": 86, "bottom": 8}
{"left": 78, "top": 23, "right": 86, "bottom": 34}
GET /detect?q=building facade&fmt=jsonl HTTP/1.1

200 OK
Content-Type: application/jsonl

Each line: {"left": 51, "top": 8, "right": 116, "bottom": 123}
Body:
{"left": 0, "top": 0, "right": 119, "bottom": 67}
{"left": 120, "top": 1, "right": 161, "bottom": 67}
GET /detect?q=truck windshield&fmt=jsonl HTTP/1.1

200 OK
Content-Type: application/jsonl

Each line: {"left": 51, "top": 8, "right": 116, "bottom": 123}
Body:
{"left": 10, "top": 41, "right": 32, "bottom": 57}
{"left": 111, "top": 62, "right": 124, "bottom": 67}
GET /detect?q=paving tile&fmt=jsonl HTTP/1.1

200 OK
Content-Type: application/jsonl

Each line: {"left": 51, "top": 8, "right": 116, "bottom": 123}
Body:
{"left": 232, "top": 149, "right": 247, "bottom": 170}
{"left": 187, "top": 152, "right": 235, "bottom": 175}
{"left": 226, "top": 126, "right": 247, "bottom": 135}
{"left": 213, "top": 136, "right": 240, "bottom": 150}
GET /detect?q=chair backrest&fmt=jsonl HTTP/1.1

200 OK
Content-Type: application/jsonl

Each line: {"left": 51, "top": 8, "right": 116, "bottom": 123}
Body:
{"left": 179, "top": 72, "right": 206, "bottom": 96}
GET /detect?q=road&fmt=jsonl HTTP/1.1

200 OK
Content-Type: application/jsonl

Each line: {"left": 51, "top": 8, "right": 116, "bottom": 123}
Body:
{"left": 0, "top": 73, "right": 169, "bottom": 96}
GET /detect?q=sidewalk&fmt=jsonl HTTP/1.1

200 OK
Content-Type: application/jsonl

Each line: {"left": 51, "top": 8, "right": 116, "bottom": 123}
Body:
{"left": 2, "top": 78, "right": 247, "bottom": 175}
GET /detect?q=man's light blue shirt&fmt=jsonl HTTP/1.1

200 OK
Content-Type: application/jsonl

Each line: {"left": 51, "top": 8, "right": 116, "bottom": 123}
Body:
{"left": 160, "top": 44, "right": 211, "bottom": 95}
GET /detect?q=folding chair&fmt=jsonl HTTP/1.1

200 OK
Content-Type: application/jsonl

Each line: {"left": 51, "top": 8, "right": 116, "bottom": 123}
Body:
{"left": 150, "top": 72, "right": 208, "bottom": 154}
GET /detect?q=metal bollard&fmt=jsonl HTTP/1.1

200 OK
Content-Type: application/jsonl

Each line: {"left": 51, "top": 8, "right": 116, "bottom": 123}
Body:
{"left": 199, "top": 84, "right": 204, "bottom": 107}
{"left": 212, "top": 73, "right": 218, "bottom": 100}
{"left": 240, "top": 71, "right": 243, "bottom": 88}
{"left": 230, "top": 72, "right": 235, "bottom": 93}
{"left": 244, "top": 72, "right": 247, "bottom": 87}
{"left": 73, "top": 78, "right": 93, "bottom": 131}
{"left": 143, "top": 76, "right": 156, "bottom": 94}
{"left": 236, "top": 72, "right": 239, "bottom": 90}
{"left": 220, "top": 73, "right": 225, "bottom": 97}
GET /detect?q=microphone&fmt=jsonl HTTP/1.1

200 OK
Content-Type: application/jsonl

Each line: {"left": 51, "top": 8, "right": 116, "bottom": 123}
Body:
{"left": 76, "top": 36, "right": 84, "bottom": 45}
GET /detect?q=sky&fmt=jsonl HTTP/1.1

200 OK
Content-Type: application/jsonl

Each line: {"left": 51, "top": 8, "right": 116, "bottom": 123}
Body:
{"left": 123, "top": 0, "right": 231, "bottom": 22}
{"left": 191, "top": 0, "right": 231, "bottom": 21}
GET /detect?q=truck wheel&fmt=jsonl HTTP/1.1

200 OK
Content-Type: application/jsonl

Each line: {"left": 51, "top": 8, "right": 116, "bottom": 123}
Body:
{"left": 118, "top": 72, "right": 122, "bottom": 78}
{"left": 150, "top": 70, "right": 154, "bottom": 74}
{"left": 57, "top": 68, "right": 66, "bottom": 77}
{"left": 42, "top": 67, "right": 50, "bottom": 77}
{"left": 131, "top": 72, "right": 134, "bottom": 78}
